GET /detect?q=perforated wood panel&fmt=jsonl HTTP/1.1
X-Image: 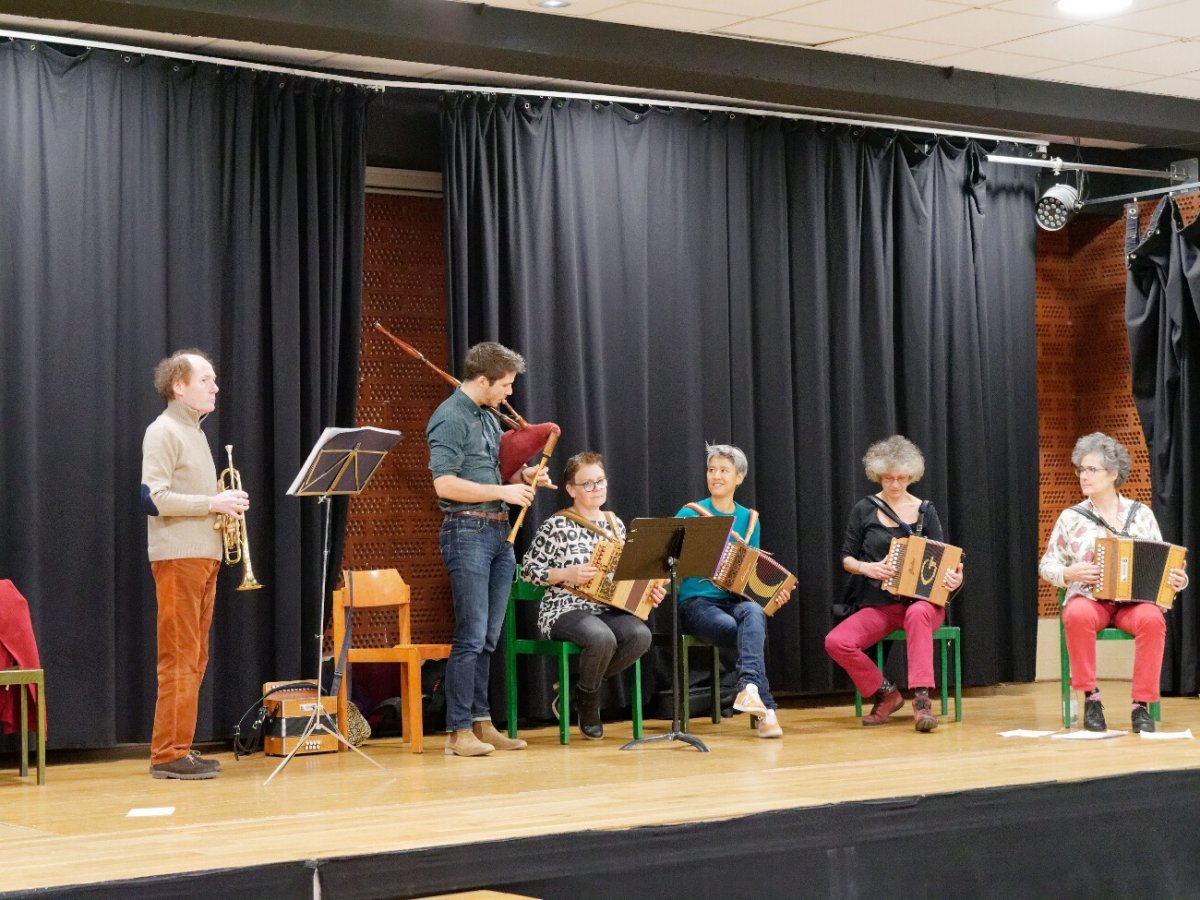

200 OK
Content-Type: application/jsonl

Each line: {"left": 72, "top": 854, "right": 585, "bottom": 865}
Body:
{"left": 340, "top": 192, "right": 454, "bottom": 643}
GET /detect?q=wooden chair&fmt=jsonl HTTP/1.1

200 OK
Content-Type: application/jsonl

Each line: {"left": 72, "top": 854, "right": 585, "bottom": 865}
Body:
{"left": 853, "top": 625, "right": 962, "bottom": 722}
{"left": 1057, "top": 588, "right": 1160, "bottom": 727}
{"left": 331, "top": 569, "right": 451, "bottom": 753}
{"left": 0, "top": 668, "right": 46, "bottom": 784}
{"left": 504, "top": 578, "right": 643, "bottom": 745}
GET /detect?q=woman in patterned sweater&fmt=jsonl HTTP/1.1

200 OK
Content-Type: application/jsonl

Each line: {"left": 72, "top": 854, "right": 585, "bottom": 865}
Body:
{"left": 521, "top": 451, "right": 664, "bottom": 739}
{"left": 1039, "top": 432, "right": 1188, "bottom": 734}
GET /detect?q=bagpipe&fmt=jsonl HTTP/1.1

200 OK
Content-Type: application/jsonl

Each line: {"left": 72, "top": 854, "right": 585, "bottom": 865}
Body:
{"left": 370, "top": 321, "right": 559, "bottom": 542}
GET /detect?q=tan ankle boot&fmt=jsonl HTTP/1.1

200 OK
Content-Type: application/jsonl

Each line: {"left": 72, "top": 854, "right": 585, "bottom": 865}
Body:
{"left": 474, "top": 720, "right": 527, "bottom": 751}
{"left": 444, "top": 728, "right": 494, "bottom": 757}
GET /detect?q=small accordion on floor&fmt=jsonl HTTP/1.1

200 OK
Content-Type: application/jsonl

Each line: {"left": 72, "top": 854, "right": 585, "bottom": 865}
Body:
{"left": 881, "top": 536, "right": 963, "bottom": 607}
{"left": 713, "top": 540, "right": 797, "bottom": 616}
{"left": 568, "top": 538, "right": 666, "bottom": 621}
{"left": 1093, "top": 537, "right": 1187, "bottom": 609}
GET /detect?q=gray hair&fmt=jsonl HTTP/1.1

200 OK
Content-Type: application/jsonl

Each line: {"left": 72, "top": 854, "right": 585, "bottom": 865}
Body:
{"left": 706, "top": 443, "right": 748, "bottom": 477}
{"left": 1071, "top": 432, "right": 1131, "bottom": 487}
{"left": 863, "top": 435, "right": 925, "bottom": 483}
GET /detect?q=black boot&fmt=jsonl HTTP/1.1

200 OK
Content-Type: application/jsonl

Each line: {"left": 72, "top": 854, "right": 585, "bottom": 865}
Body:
{"left": 1131, "top": 703, "right": 1155, "bottom": 734}
{"left": 575, "top": 687, "right": 603, "bottom": 740}
{"left": 1083, "top": 695, "right": 1106, "bottom": 732}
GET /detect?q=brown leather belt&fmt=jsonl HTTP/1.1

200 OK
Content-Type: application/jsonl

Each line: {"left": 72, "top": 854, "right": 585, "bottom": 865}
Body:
{"left": 448, "top": 509, "right": 508, "bottom": 522}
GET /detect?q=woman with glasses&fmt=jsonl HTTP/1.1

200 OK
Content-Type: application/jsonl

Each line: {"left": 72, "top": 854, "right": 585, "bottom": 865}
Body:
{"left": 825, "top": 435, "right": 964, "bottom": 732}
{"left": 1039, "top": 432, "right": 1188, "bottom": 734}
{"left": 521, "top": 451, "right": 663, "bottom": 739}
{"left": 676, "top": 443, "right": 791, "bottom": 739}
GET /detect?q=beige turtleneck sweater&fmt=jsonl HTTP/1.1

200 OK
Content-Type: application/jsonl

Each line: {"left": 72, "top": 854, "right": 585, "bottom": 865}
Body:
{"left": 141, "top": 399, "right": 223, "bottom": 562}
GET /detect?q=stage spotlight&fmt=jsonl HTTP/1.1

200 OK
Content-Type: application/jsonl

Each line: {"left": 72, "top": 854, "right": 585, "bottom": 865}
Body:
{"left": 1035, "top": 183, "right": 1081, "bottom": 231}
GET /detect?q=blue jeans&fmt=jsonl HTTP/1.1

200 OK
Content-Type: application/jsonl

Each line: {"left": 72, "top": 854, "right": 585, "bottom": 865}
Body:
{"left": 439, "top": 514, "right": 516, "bottom": 732}
{"left": 680, "top": 595, "right": 775, "bottom": 709}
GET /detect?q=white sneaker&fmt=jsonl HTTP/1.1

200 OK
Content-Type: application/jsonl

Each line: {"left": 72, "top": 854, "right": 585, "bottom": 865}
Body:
{"left": 733, "top": 683, "right": 768, "bottom": 716}
{"left": 757, "top": 708, "right": 782, "bottom": 739}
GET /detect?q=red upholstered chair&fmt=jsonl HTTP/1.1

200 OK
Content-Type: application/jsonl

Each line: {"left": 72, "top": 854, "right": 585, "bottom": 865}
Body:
{"left": 0, "top": 580, "right": 46, "bottom": 784}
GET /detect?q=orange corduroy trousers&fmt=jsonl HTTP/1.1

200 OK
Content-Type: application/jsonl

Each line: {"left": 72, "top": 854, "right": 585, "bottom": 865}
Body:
{"left": 149, "top": 558, "right": 219, "bottom": 765}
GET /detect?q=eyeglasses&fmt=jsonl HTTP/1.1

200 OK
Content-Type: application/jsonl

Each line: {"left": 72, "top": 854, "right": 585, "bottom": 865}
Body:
{"left": 573, "top": 477, "right": 607, "bottom": 492}
{"left": 1075, "top": 466, "right": 1106, "bottom": 477}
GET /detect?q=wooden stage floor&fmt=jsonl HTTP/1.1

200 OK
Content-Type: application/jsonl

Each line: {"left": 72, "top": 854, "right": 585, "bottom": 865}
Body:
{"left": 2, "top": 680, "right": 1198, "bottom": 894}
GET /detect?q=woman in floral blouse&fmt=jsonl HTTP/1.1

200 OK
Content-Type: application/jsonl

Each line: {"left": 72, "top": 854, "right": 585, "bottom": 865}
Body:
{"left": 1039, "top": 432, "right": 1188, "bottom": 734}
{"left": 521, "top": 451, "right": 664, "bottom": 739}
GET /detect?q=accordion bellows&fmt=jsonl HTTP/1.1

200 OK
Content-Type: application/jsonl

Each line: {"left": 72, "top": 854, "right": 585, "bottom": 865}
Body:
{"left": 567, "top": 538, "right": 665, "bottom": 621}
{"left": 713, "top": 541, "right": 797, "bottom": 615}
{"left": 1093, "top": 537, "right": 1187, "bottom": 608}
{"left": 881, "top": 536, "right": 963, "bottom": 607}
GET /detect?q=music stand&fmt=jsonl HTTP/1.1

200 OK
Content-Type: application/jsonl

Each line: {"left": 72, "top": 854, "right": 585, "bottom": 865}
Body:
{"left": 615, "top": 515, "right": 732, "bottom": 753}
{"left": 265, "top": 425, "right": 401, "bottom": 784}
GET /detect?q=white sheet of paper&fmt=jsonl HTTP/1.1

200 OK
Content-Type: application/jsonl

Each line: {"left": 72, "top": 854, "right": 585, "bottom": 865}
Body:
{"left": 997, "top": 729, "right": 1056, "bottom": 738}
{"left": 1139, "top": 728, "right": 1194, "bottom": 741}
{"left": 126, "top": 807, "right": 175, "bottom": 817}
{"left": 1051, "top": 729, "right": 1127, "bottom": 740}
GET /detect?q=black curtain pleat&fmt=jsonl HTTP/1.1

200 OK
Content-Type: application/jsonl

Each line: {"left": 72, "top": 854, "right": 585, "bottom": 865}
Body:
{"left": 0, "top": 40, "right": 370, "bottom": 747}
{"left": 441, "top": 93, "right": 1039, "bottom": 715}
{"left": 1126, "top": 198, "right": 1200, "bottom": 694}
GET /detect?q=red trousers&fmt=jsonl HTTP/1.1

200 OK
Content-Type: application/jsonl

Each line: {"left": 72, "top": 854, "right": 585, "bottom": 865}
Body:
{"left": 1062, "top": 596, "right": 1165, "bottom": 702}
{"left": 825, "top": 601, "right": 946, "bottom": 696}
{"left": 150, "top": 558, "right": 219, "bottom": 765}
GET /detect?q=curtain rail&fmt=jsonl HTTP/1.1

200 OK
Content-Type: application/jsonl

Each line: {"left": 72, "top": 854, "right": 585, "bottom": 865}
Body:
{"left": 0, "top": 27, "right": 1048, "bottom": 149}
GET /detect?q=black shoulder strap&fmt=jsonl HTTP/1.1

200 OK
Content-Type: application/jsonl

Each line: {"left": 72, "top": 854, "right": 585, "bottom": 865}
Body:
{"left": 1122, "top": 501, "right": 1142, "bottom": 533}
{"left": 914, "top": 501, "right": 929, "bottom": 537}
{"left": 867, "top": 495, "right": 911, "bottom": 535}
{"left": 1070, "top": 502, "right": 1137, "bottom": 538}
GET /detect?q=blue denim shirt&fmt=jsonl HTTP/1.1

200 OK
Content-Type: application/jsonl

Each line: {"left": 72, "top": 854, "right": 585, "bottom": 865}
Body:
{"left": 426, "top": 388, "right": 505, "bottom": 514}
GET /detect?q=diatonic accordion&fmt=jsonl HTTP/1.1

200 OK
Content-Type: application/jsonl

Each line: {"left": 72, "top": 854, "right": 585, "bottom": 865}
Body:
{"left": 567, "top": 538, "right": 666, "bottom": 621}
{"left": 1092, "top": 537, "right": 1187, "bottom": 609}
{"left": 713, "top": 540, "right": 797, "bottom": 615}
{"left": 881, "top": 536, "right": 963, "bottom": 607}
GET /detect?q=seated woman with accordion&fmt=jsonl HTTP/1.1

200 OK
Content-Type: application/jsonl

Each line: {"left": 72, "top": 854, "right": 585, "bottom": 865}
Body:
{"left": 825, "top": 435, "right": 964, "bottom": 733}
{"left": 1039, "top": 432, "right": 1188, "bottom": 734}
{"left": 677, "top": 443, "right": 792, "bottom": 739}
{"left": 520, "top": 451, "right": 664, "bottom": 740}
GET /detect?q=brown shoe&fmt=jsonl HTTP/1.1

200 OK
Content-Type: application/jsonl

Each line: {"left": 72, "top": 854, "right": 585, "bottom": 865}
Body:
{"left": 913, "top": 695, "right": 939, "bottom": 732}
{"left": 151, "top": 754, "right": 218, "bottom": 780}
{"left": 863, "top": 687, "right": 904, "bottom": 726}
{"left": 474, "top": 720, "right": 527, "bottom": 751}
{"left": 189, "top": 750, "right": 221, "bottom": 772}
{"left": 445, "top": 728, "right": 494, "bottom": 757}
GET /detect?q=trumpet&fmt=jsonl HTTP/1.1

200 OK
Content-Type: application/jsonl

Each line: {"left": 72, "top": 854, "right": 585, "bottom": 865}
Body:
{"left": 215, "top": 444, "right": 264, "bottom": 591}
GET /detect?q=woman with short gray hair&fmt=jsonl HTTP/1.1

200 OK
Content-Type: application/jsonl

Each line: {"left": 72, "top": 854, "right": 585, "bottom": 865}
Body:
{"left": 675, "top": 443, "right": 792, "bottom": 739}
{"left": 1040, "top": 432, "right": 1187, "bottom": 734}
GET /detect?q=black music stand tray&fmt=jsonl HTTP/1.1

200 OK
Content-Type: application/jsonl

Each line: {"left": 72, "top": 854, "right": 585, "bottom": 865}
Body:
{"left": 615, "top": 515, "right": 733, "bottom": 753}
{"left": 265, "top": 425, "right": 401, "bottom": 784}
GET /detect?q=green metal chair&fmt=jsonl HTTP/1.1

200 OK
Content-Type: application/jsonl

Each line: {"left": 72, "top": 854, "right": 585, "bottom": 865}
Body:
{"left": 0, "top": 667, "right": 46, "bottom": 784}
{"left": 650, "top": 632, "right": 722, "bottom": 733}
{"left": 1057, "top": 588, "right": 1160, "bottom": 728}
{"left": 853, "top": 625, "right": 962, "bottom": 722}
{"left": 504, "top": 578, "right": 643, "bottom": 745}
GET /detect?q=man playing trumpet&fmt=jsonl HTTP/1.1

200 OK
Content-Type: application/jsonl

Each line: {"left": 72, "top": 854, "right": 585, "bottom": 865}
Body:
{"left": 141, "top": 349, "right": 248, "bottom": 780}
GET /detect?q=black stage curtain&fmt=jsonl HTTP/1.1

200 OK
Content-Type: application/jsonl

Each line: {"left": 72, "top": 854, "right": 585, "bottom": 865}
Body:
{"left": 442, "top": 94, "right": 1039, "bottom": 704}
{"left": 1127, "top": 199, "right": 1200, "bottom": 694}
{"left": 0, "top": 40, "right": 369, "bottom": 747}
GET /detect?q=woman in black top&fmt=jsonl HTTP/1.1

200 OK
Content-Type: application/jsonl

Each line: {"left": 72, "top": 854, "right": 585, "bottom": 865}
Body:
{"left": 824, "top": 436, "right": 963, "bottom": 732}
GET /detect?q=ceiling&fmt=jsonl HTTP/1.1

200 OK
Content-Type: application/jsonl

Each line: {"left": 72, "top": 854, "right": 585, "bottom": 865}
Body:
{"left": 2, "top": 0, "right": 1199, "bottom": 149}
{"left": 458, "top": 0, "right": 1200, "bottom": 100}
